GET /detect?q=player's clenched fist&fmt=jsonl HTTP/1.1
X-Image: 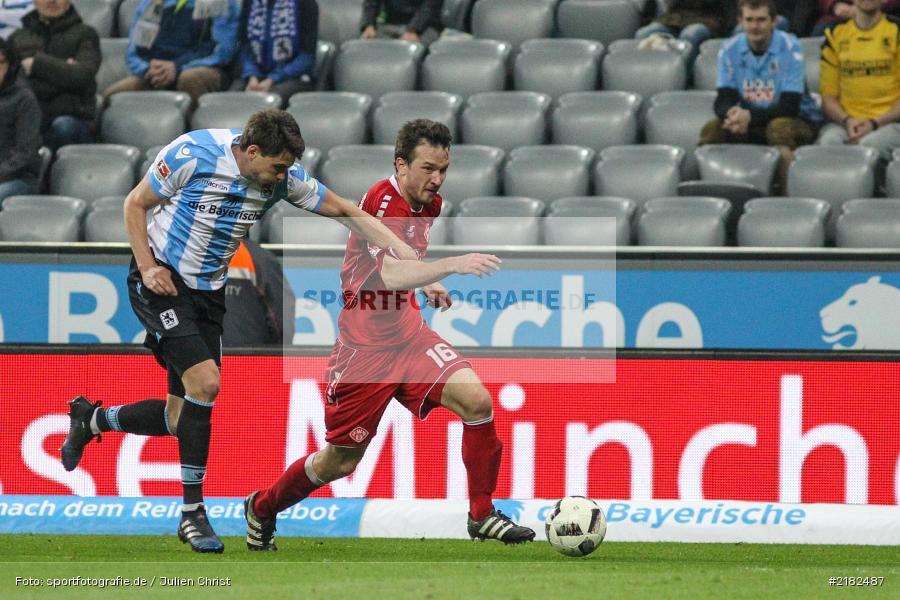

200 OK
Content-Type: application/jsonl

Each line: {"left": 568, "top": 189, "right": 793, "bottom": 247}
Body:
{"left": 141, "top": 266, "right": 178, "bottom": 296}
{"left": 452, "top": 253, "right": 502, "bottom": 278}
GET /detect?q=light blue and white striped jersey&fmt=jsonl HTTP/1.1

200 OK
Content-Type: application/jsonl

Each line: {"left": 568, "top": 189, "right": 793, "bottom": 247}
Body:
{"left": 146, "top": 128, "right": 326, "bottom": 291}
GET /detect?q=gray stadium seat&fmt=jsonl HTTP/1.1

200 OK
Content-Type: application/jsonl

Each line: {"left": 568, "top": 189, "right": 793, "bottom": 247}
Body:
{"left": 319, "top": 145, "right": 396, "bottom": 202}
{"left": 594, "top": 145, "right": 684, "bottom": 207}
{"left": 0, "top": 207, "right": 80, "bottom": 242}
{"left": 314, "top": 41, "right": 337, "bottom": 90}
{"left": 738, "top": 198, "right": 829, "bottom": 247}
{"left": 472, "top": 0, "right": 556, "bottom": 49}
{"left": 422, "top": 39, "right": 511, "bottom": 100}
{"left": 373, "top": 91, "right": 463, "bottom": 144}
{"left": 692, "top": 47, "right": 719, "bottom": 91}
{"left": 101, "top": 92, "right": 187, "bottom": 152}
{"left": 38, "top": 146, "right": 53, "bottom": 191}
{"left": 300, "top": 147, "right": 322, "bottom": 179}
{"left": 503, "top": 145, "right": 595, "bottom": 202}
{"left": 694, "top": 144, "right": 780, "bottom": 194}
{"left": 439, "top": 145, "right": 505, "bottom": 205}
{"left": 318, "top": 0, "right": 365, "bottom": 45}
{"left": 744, "top": 196, "right": 831, "bottom": 218}
{"left": 334, "top": 39, "right": 423, "bottom": 98}
{"left": 602, "top": 49, "right": 687, "bottom": 99}
{"left": 800, "top": 37, "right": 824, "bottom": 94}
{"left": 461, "top": 91, "right": 551, "bottom": 151}
{"left": 75, "top": 0, "right": 116, "bottom": 37}
{"left": 676, "top": 181, "right": 762, "bottom": 233}
{"left": 544, "top": 198, "right": 635, "bottom": 246}
{"left": 138, "top": 145, "right": 165, "bottom": 179}
{"left": 841, "top": 197, "right": 900, "bottom": 214}
{"left": 557, "top": 0, "right": 640, "bottom": 46}
{"left": 50, "top": 153, "right": 134, "bottom": 201}
{"left": 884, "top": 150, "right": 900, "bottom": 197}
{"left": 84, "top": 205, "right": 128, "bottom": 242}
{"left": 836, "top": 211, "right": 900, "bottom": 248}
{"left": 607, "top": 38, "right": 693, "bottom": 65}
{"left": 91, "top": 195, "right": 126, "bottom": 212}
{"left": 514, "top": 39, "right": 603, "bottom": 99}
{"left": 453, "top": 196, "right": 545, "bottom": 245}
{"left": 644, "top": 92, "right": 716, "bottom": 179}
{"left": 287, "top": 92, "right": 372, "bottom": 154}
{"left": 267, "top": 203, "right": 350, "bottom": 244}
{"left": 190, "top": 92, "right": 282, "bottom": 130}
{"left": 57, "top": 143, "right": 141, "bottom": 170}
{"left": 117, "top": 0, "right": 141, "bottom": 37}
{"left": 2, "top": 194, "right": 88, "bottom": 216}
{"left": 96, "top": 37, "right": 129, "bottom": 92}
{"left": 442, "top": 0, "right": 474, "bottom": 30}
{"left": 552, "top": 91, "right": 641, "bottom": 151}
{"left": 637, "top": 197, "right": 729, "bottom": 246}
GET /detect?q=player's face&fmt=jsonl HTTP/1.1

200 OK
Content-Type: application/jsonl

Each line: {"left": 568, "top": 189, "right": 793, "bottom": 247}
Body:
{"left": 34, "top": 0, "right": 71, "bottom": 19}
{"left": 740, "top": 6, "right": 776, "bottom": 50}
{"left": 396, "top": 143, "right": 449, "bottom": 209}
{"left": 246, "top": 147, "right": 294, "bottom": 187}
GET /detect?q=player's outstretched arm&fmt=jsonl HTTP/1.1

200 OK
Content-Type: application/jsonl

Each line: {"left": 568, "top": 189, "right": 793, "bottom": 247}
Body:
{"left": 316, "top": 189, "right": 418, "bottom": 260}
{"left": 381, "top": 253, "right": 501, "bottom": 291}
{"left": 124, "top": 176, "right": 177, "bottom": 296}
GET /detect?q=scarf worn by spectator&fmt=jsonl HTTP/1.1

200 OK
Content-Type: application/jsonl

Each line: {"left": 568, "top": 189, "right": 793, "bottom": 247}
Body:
{"left": 246, "top": 0, "right": 301, "bottom": 75}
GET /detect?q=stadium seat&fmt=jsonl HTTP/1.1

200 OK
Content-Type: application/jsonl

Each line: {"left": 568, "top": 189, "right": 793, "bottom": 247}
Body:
{"left": 267, "top": 203, "right": 350, "bottom": 245}
{"left": 421, "top": 39, "right": 511, "bottom": 101}
{"left": 694, "top": 144, "right": 780, "bottom": 194}
{"left": 190, "top": 91, "right": 282, "bottom": 130}
{"left": 37, "top": 146, "right": 53, "bottom": 191}
{"left": 602, "top": 49, "right": 687, "bottom": 100}
{"left": 439, "top": 145, "right": 505, "bottom": 205}
{"left": 552, "top": 91, "right": 641, "bottom": 151}
{"left": 471, "top": 0, "right": 556, "bottom": 49}
{"left": 300, "top": 147, "right": 322, "bottom": 179}
{"left": 116, "top": 0, "right": 141, "bottom": 37}
{"left": 318, "top": 0, "right": 365, "bottom": 45}
{"left": 514, "top": 39, "right": 603, "bottom": 99}
{"left": 91, "top": 195, "right": 126, "bottom": 212}
{"left": 453, "top": 196, "right": 545, "bottom": 245}
{"left": 644, "top": 91, "right": 716, "bottom": 179}
{"left": 96, "top": 37, "right": 129, "bottom": 92}
{"left": 84, "top": 205, "right": 128, "bottom": 242}
{"left": 313, "top": 41, "right": 337, "bottom": 90}
{"left": 50, "top": 153, "right": 134, "bottom": 201}
{"left": 428, "top": 211, "right": 452, "bottom": 245}
{"left": 441, "top": 0, "right": 474, "bottom": 30}
{"left": 503, "top": 145, "right": 595, "bottom": 202}
{"left": 637, "top": 197, "right": 729, "bottom": 246}
{"left": 287, "top": 92, "right": 372, "bottom": 154}
{"left": 738, "top": 198, "right": 829, "bottom": 247}
{"left": 57, "top": 143, "right": 141, "bottom": 170}
{"left": 788, "top": 145, "right": 878, "bottom": 235}
{"left": 836, "top": 210, "right": 900, "bottom": 248}
{"left": 0, "top": 207, "right": 80, "bottom": 242}
{"left": 884, "top": 150, "right": 900, "bottom": 197}
{"left": 607, "top": 38, "right": 693, "bottom": 65}
{"left": 319, "top": 145, "right": 396, "bottom": 202}
{"left": 2, "top": 194, "right": 88, "bottom": 216}
{"left": 840, "top": 197, "right": 900, "bottom": 214}
{"left": 676, "top": 181, "right": 762, "bottom": 233}
{"left": 800, "top": 37, "right": 824, "bottom": 94}
{"left": 101, "top": 92, "right": 187, "bottom": 152}
{"left": 557, "top": 0, "right": 640, "bottom": 46}
{"left": 75, "top": 0, "right": 116, "bottom": 37}
{"left": 372, "top": 91, "right": 463, "bottom": 144}
{"left": 692, "top": 47, "right": 719, "bottom": 91}
{"left": 544, "top": 198, "right": 635, "bottom": 246}
{"left": 460, "top": 91, "right": 551, "bottom": 151}
{"left": 697, "top": 38, "right": 725, "bottom": 57}
{"left": 138, "top": 145, "right": 165, "bottom": 180}
{"left": 334, "top": 39, "right": 423, "bottom": 98}
{"left": 594, "top": 145, "right": 684, "bottom": 207}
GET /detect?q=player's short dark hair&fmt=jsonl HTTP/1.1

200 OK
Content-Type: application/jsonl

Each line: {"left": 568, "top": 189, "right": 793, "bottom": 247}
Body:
{"left": 738, "top": 0, "right": 777, "bottom": 18}
{"left": 240, "top": 109, "right": 306, "bottom": 159}
{"left": 394, "top": 119, "right": 452, "bottom": 164}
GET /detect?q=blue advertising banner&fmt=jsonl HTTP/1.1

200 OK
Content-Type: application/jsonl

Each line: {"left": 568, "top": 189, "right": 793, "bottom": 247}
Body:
{"left": 0, "top": 261, "right": 898, "bottom": 349}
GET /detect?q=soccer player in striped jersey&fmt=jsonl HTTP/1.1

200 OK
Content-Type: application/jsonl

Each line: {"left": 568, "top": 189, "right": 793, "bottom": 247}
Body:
{"left": 59, "top": 109, "right": 418, "bottom": 553}
{"left": 244, "top": 119, "right": 536, "bottom": 551}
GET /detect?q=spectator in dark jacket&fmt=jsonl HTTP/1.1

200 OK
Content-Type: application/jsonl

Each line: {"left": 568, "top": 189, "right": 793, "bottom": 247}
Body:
{"left": 223, "top": 239, "right": 296, "bottom": 347}
{"left": 9, "top": 0, "right": 99, "bottom": 150}
{"left": 105, "top": 0, "right": 240, "bottom": 110}
{"left": 637, "top": 0, "right": 729, "bottom": 55}
{"left": 233, "top": 0, "right": 318, "bottom": 101}
{"left": 0, "top": 37, "right": 42, "bottom": 202}
{"left": 360, "top": 0, "right": 443, "bottom": 46}
{"left": 814, "top": 0, "right": 900, "bottom": 36}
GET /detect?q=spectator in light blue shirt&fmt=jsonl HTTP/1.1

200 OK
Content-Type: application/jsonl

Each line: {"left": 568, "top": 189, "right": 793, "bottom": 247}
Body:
{"left": 700, "top": 0, "right": 822, "bottom": 192}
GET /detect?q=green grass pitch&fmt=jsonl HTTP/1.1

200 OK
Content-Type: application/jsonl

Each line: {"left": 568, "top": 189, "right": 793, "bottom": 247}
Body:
{"left": 0, "top": 536, "right": 897, "bottom": 599}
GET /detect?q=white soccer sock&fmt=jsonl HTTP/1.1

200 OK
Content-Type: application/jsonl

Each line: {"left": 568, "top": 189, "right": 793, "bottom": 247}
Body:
{"left": 89, "top": 410, "right": 101, "bottom": 435}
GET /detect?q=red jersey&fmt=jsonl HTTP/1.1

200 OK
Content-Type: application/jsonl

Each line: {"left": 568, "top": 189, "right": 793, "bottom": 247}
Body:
{"left": 337, "top": 175, "right": 443, "bottom": 348}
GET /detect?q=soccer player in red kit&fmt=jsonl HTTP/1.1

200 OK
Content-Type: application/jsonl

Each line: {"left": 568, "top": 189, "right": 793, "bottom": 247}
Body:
{"left": 243, "top": 119, "right": 536, "bottom": 550}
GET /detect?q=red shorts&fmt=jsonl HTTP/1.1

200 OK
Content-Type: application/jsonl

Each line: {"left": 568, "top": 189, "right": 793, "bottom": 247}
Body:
{"left": 324, "top": 327, "right": 471, "bottom": 447}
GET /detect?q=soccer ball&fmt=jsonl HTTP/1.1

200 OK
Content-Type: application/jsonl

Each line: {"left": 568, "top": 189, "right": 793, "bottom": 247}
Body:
{"left": 545, "top": 496, "right": 607, "bottom": 557}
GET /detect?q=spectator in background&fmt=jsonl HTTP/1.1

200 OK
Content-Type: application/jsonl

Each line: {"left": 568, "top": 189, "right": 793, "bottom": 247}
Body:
{"left": 813, "top": 0, "right": 900, "bottom": 36}
{"left": 700, "top": 0, "right": 822, "bottom": 192}
{"left": 636, "top": 0, "right": 728, "bottom": 55}
{"left": 0, "top": 37, "right": 41, "bottom": 202}
{"left": 223, "top": 239, "right": 296, "bottom": 347}
{"left": 9, "top": 0, "right": 99, "bottom": 150}
{"left": 360, "top": 0, "right": 443, "bottom": 46}
{"left": 817, "top": 0, "right": 900, "bottom": 160}
{"left": 105, "top": 0, "right": 240, "bottom": 110}
{"left": 233, "top": 0, "right": 318, "bottom": 101}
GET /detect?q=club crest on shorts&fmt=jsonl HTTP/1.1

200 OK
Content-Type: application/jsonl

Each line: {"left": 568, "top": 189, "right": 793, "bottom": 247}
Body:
{"left": 349, "top": 426, "right": 369, "bottom": 443}
{"left": 159, "top": 309, "right": 179, "bottom": 330}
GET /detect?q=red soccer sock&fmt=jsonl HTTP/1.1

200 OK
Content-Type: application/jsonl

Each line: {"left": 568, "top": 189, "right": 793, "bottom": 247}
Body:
{"left": 254, "top": 453, "right": 324, "bottom": 520}
{"left": 462, "top": 419, "right": 502, "bottom": 522}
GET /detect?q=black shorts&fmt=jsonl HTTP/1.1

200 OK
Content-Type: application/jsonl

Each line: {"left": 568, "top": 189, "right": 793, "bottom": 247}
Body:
{"left": 127, "top": 257, "right": 226, "bottom": 395}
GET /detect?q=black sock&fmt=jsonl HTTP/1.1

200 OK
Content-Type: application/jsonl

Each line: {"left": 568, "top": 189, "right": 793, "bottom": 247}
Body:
{"left": 97, "top": 400, "right": 171, "bottom": 436}
{"left": 177, "top": 396, "right": 213, "bottom": 507}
